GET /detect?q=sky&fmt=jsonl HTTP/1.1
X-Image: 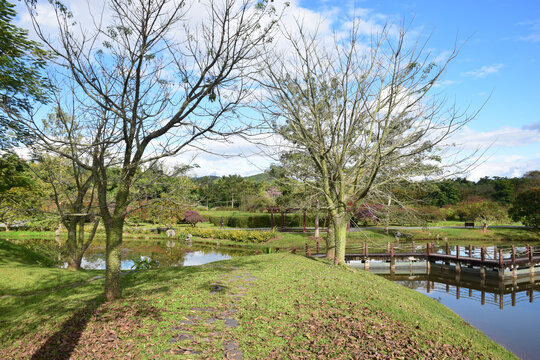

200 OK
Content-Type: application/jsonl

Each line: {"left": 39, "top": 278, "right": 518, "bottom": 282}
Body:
{"left": 15, "top": 0, "right": 540, "bottom": 180}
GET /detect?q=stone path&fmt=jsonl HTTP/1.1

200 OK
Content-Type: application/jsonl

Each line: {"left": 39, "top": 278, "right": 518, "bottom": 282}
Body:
{"left": 166, "top": 271, "right": 258, "bottom": 359}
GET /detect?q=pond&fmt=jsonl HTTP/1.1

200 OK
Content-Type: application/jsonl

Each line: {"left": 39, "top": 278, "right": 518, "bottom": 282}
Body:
{"left": 351, "top": 259, "right": 540, "bottom": 360}
{"left": 6, "top": 237, "right": 252, "bottom": 270}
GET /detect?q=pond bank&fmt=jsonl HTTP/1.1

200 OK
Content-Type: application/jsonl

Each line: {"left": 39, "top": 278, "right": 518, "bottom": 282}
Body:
{"left": 0, "top": 240, "right": 515, "bottom": 359}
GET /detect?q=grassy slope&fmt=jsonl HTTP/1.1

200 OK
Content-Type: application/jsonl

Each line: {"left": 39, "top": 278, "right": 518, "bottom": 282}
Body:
{"left": 0, "top": 251, "right": 514, "bottom": 359}
{"left": 0, "top": 239, "right": 102, "bottom": 296}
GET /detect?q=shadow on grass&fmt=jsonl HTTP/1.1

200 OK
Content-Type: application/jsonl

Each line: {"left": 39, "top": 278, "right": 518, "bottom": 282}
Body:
{"left": 31, "top": 295, "right": 103, "bottom": 360}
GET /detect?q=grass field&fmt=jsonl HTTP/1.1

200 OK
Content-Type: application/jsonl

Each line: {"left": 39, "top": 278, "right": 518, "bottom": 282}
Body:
{"left": 0, "top": 240, "right": 515, "bottom": 359}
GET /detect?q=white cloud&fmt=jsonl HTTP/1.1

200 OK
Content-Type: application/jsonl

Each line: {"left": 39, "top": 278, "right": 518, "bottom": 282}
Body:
{"left": 518, "top": 18, "right": 540, "bottom": 43}
{"left": 163, "top": 133, "right": 284, "bottom": 177}
{"left": 466, "top": 154, "right": 540, "bottom": 181}
{"left": 461, "top": 64, "right": 504, "bottom": 78}
{"left": 451, "top": 126, "right": 540, "bottom": 149}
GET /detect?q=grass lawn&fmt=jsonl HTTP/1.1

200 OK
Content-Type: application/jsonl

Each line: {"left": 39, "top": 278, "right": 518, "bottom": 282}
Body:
{"left": 0, "top": 239, "right": 515, "bottom": 359}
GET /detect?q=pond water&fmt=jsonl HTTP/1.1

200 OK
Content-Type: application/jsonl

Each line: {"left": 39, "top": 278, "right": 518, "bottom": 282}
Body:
{"left": 78, "top": 239, "right": 252, "bottom": 270}
{"left": 75, "top": 240, "right": 245, "bottom": 270}
{"left": 5, "top": 237, "right": 251, "bottom": 270}
{"left": 351, "top": 260, "right": 540, "bottom": 360}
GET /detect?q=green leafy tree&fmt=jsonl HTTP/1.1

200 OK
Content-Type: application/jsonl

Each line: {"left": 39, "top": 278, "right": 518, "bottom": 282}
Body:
{"left": 0, "top": 0, "right": 51, "bottom": 148}
{"left": 0, "top": 153, "right": 40, "bottom": 230}
{"left": 432, "top": 182, "right": 461, "bottom": 206}
{"left": 466, "top": 201, "right": 507, "bottom": 232}
{"left": 509, "top": 188, "right": 540, "bottom": 227}
{"left": 492, "top": 178, "right": 514, "bottom": 205}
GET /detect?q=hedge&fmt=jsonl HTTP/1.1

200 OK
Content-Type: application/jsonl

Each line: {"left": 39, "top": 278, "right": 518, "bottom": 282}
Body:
{"left": 206, "top": 213, "right": 327, "bottom": 228}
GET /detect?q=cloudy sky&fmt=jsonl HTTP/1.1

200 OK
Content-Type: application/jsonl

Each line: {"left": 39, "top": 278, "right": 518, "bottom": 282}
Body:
{"left": 16, "top": 0, "right": 540, "bottom": 180}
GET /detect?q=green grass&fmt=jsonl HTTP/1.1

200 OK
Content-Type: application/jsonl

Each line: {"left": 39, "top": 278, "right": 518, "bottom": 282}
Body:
{"left": 0, "top": 247, "right": 515, "bottom": 359}
{"left": 0, "top": 239, "right": 103, "bottom": 297}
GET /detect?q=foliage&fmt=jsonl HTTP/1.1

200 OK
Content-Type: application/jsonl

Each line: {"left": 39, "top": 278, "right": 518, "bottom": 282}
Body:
{"left": 196, "top": 174, "right": 266, "bottom": 210}
{"left": 131, "top": 257, "right": 159, "bottom": 270}
{"left": 355, "top": 204, "right": 383, "bottom": 225}
{"left": 0, "top": 154, "right": 43, "bottom": 229}
{"left": 492, "top": 178, "right": 514, "bottom": 205}
{"left": 509, "top": 188, "right": 540, "bottom": 227}
{"left": 464, "top": 201, "right": 508, "bottom": 230}
{"left": 177, "top": 228, "right": 275, "bottom": 243}
{"left": 431, "top": 182, "right": 461, "bottom": 206}
{"left": 0, "top": 0, "right": 51, "bottom": 149}
{"left": 183, "top": 210, "right": 204, "bottom": 227}
{"left": 205, "top": 212, "right": 327, "bottom": 228}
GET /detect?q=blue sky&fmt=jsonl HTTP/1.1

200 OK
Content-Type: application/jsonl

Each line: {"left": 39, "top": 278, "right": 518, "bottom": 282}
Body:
{"left": 290, "top": 0, "right": 540, "bottom": 180}
{"left": 15, "top": 0, "right": 540, "bottom": 180}
{"left": 182, "top": 0, "right": 540, "bottom": 179}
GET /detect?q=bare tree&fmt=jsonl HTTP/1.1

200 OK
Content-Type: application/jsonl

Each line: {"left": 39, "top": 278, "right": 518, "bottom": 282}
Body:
{"left": 259, "top": 19, "right": 478, "bottom": 265}
{"left": 23, "top": 0, "right": 280, "bottom": 299}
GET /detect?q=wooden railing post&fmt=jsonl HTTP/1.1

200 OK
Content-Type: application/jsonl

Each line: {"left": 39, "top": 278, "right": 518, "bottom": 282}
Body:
{"left": 529, "top": 244, "right": 533, "bottom": 262}
{"left": 456, "top": 245, "right": 460, "bottom": 259}
{"left": 427, "top": 242, "right": 431, "bottom": 257}
{"left": 391, "top": 243, "right": 394, "bottom": 258}
{"left": 305, "top": 242, "right": 311, "bottom": 256}
{"left": 511, "top": 245, "right": 515, "bottom": 265}
{"left": 494, "top": 246, "right": 498, "bottom": 261}
{"left": 481, "top": 246, "right": 485, "bottom": 263}
{"left": 468, "top": 244, "right": 472, "bottom": 258}
{"left": 365, "top": 242, "right": 369, "bottom": 257}
{"left": 499, "top": 249, "right": 503, "bottom": 266}
{"left": 446, "top": 241, "right": 450, "bottom": 255}
{"left": 316, "top": 240, "right": 320, "bottom": 254}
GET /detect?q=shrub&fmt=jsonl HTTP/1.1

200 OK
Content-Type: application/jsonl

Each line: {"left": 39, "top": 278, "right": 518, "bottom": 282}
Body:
{"left": 176, "top": 228, "right": 275, "bottom": 243}
{"left": 184, "top": 210, "right": 205, "bottom": 227}
{"left": 206, "top": 213, "right": 327, "bottom": 228}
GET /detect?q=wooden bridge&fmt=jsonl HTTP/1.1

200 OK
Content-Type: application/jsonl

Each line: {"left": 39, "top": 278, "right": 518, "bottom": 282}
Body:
{"left": 309, "top": 242, "right": 540, "bottom": 280}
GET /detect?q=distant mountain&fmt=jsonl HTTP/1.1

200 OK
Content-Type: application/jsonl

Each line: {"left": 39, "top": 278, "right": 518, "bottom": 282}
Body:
{"left": 194, "top": 173, "right": 271, "bottom": 182}
{"left": 245, "top": 173, "right": 272, "bottom": 182}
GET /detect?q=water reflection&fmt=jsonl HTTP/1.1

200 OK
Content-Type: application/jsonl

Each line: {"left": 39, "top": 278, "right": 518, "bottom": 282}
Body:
{"left": 4, "top": 237, "right": 249, "bottom": 270}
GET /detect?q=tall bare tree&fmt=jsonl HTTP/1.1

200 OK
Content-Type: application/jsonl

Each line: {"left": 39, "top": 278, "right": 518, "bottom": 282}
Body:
{"left": 259, "top": 19, "right": 478, "bottom": 264}
{"left": 23, "top": 0, "right": 280, "bottom": 299}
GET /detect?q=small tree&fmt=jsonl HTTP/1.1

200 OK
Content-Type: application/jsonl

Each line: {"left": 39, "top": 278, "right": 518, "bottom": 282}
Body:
{"left": 467, "top": 201, "right": 507, "bottom": 232}
{"left": 184, "top": 210, "right": 204, "bottom": 227}
{"left": 509, "top": 188, "right": 540, "bottom": 228}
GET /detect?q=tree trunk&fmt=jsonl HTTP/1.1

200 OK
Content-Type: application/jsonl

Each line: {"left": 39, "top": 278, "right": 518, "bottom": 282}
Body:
{"left": 326, "top": 215, "right": 335, "bottom": 259}
{"left": 105, "top": 216, "right": 124, "bottom": 300}
{"left": 483, "top": 222, "right": 488, "bottom": 233}
{"left": 314, "top": 213, "right": 320, "bottom": 238}
{"left": 66, "top": 220, "right": 79, "bottom": 270}
{"left": 333, "top": 214, "right": 348, "bottom": 265}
